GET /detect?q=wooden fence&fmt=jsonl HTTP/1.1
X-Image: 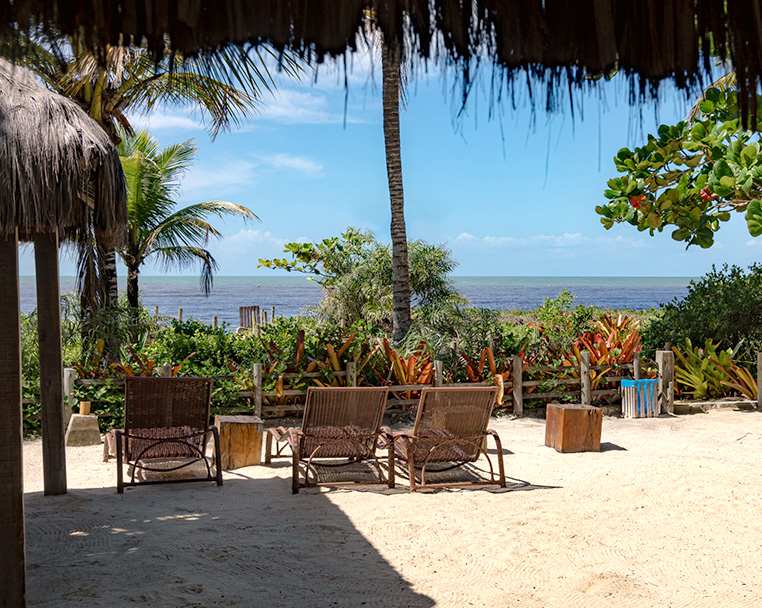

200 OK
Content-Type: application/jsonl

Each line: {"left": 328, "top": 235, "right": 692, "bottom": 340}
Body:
{"left": 61, "top": 349, "right": 684, "bottom": 420}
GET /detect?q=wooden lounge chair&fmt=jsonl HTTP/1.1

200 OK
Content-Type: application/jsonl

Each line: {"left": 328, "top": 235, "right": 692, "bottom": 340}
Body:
{"left": 115, "top": 377, "right": 222, "bottom": 494}
{"left": 388, "top": 386, "right": 506, "bottom": 492}
{"left": 264, "top": 386, "right": 391, "bottom": 493}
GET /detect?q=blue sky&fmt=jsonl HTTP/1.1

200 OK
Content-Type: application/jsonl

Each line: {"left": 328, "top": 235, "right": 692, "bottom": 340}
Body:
{"left": 18, "top": 49, "right": 762, "bottom": 277}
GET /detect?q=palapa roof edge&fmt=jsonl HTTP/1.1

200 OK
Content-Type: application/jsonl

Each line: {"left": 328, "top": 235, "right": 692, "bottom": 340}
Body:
{"left": 0, "top": 1, "right": 758, "bottom": 112}
{"left": 0, "top": 58, "right": 127, "bottom": 246}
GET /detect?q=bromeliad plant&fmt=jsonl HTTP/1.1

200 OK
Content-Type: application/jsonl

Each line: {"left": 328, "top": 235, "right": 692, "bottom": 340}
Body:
{"left": 672, "top": 338, "right": 741, "bottom": 400}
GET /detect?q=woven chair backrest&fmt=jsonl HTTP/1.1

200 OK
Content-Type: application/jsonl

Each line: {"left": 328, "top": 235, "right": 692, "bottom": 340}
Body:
{"left": 124, "top": 377, "right": 213, "bottom": 434}
{"left": 302, "top": 386, "right": 389, "bottom": 436}
{"left": 413, "top": 387, "right": 498, "bottom": 460}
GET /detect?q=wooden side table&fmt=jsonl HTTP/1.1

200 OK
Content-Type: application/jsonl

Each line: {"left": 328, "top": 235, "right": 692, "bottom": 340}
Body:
{"left": 545, "top": 404, "right": 602, "bottom": 453}
{"left": 214, "top": 415, "right": 264, "bottom": 470}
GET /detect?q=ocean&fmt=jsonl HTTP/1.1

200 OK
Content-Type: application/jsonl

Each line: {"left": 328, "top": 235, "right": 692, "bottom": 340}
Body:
{"left": 18, "top": 275, "right": 692, "bottom": 327}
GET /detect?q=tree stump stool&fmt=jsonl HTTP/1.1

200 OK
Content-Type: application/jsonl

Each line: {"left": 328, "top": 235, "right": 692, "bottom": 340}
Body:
{"left": 214, "top": 415, "right": 264, "bottom": 470}
{"left": 545, "top": 404, "right": 602, "bottom": 453}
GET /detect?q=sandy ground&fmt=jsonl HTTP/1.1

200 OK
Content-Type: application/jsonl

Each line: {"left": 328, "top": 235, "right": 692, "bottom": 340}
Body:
{"left": 22, "top": 408, "right": 762, "bottom": 607}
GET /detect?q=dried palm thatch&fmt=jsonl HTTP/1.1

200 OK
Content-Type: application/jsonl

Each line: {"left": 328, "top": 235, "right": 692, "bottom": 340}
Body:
{"left": 1, "top": 1, "right": 761, "bottom": 116}
{"left": 0, "top": 58, "right": 126, "bottom": 246}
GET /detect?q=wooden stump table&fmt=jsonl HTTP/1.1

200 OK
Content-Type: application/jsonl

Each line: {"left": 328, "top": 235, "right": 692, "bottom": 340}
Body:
{"left": 545, "top": 404, "right": 602, "bottom": 453}
{"left": 214, "top": 415, "right": 264, "bottom": 470}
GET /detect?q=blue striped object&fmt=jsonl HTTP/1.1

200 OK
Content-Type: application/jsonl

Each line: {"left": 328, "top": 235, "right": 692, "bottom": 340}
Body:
{"left": 621, "top": 379, "right": 659, "bottom": 417}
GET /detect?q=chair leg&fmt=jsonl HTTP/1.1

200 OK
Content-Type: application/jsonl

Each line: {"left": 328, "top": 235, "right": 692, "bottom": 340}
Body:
{"left": 115, "top": 430, "right": 124, "bottom": 494}
{"left": 291, "top": 446, "right": 300, "bottom": 494}
{"left": 211, "top": 425, "right": 223, "bottom": 487}
{"left": 387, "top": 442, "right": 395, "bottom": 489}
{"left": 265, "top": 429, "right": 273, "bottom": 464}
{"left": 491, "top": 432, "right": 506, "bottom": 488}
{"left": 407, "top": 441, "right": 416, "bottom": 492}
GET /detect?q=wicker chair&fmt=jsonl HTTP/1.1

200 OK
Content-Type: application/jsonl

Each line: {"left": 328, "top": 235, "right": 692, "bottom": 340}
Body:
{"left": 264, "top": 386, "right": 391, "bottom": 493}
{"left": 115, "top": 377, "right": 222, "bottom": 494}
{"left": 388, "top": 387, "right": 506, "bottom": 492}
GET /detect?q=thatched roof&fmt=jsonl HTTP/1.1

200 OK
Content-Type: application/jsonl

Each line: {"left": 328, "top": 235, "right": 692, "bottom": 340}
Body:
{"left": 1, "top": 1, "right": 761, "bottom": 113}
{"left": 0, "top": 58, "right": 127, "bottom": 246}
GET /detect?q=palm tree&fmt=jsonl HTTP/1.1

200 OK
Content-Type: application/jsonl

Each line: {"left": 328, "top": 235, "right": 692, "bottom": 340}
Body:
{"left": 1, "top": 28, "right": 296, "bottom": 312}
{"left": 381, "top": 37, "right": 413, "bottom": 346}
{"left": 118, "top": 130, "right": 257, "bottom": 313}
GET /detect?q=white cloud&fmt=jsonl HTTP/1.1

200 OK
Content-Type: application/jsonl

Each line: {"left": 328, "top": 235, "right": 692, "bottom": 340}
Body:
{"left": 258, "top": 88, "right": 370, "bottom": 125}
{"left": 252, "top": 152, "right": 323, "bottom": 175}
{"left": 129, "top": 109, "right": 207, "bottom": 132}
{"left": 453, "top": 232, "right": 647, "bottom": 249}
{"left": 181, "top": 159, "right": 259, "bottom": 197}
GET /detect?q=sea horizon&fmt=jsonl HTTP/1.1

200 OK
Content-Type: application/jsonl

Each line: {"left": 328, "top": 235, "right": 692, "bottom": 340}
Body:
{"left": 18, "top": 275, "right": 695, "bottom": 326}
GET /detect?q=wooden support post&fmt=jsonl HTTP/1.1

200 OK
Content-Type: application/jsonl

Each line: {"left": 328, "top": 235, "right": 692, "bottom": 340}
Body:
{"left": 254, "top": 305, "right": 260, "bottom": 325}
{"left": 580, "top": 351, "right": 591, "bottom": 405}
{"left": 758, "top": 353, "right": 762, "bottom": 411}
{"left": 346, "top": 361, "right": 357, "bottom": 387}
{"left": 0, "top": 231, "right": 26, "bottom": 608}
{"left": 252, "top": 363, "right": 263, "bottom": 418}
{"left": 656, "top": 350, "right": 675, "bottom": 414}
{"left": 633, "top": 352, "right": 641, "bottom": 380}
{"left": 271, "top": 306, "right": 275, "bottom": 322}
{"left": 433, "top": 360, "right": 443, "bottom": 387}
{"left": 154, "top": 305, "right": 159, "bottom": 317}
{"left": 212, "top": 316, "right": 218, "bottom": 329}
{"left": 262, "top": 311, "right": 268, "bottom": 326}
{"left": 63, "top": 367, "right": 76, "bottom": 426}
{"left": 178, "top": 308, "right": 183, "bottom": 322}
{"left": 512, "top": 355, "right": 523, "bottom": 417}
{"left": 34, "top": 231, "right": 67, "bottom": 496}
{"left": 160, "top": 364, "right": 172, "bottom": 378}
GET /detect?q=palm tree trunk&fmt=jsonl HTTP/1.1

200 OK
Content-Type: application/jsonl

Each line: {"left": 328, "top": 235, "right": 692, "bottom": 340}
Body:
{"left": 100, "top": 247, "right": 118, "bottom": 309}
{"left": 382, "top": 40, "right": 412, "bottom": 346}
{"left": 127, "top": 264, "right": 140, "bottom": 310}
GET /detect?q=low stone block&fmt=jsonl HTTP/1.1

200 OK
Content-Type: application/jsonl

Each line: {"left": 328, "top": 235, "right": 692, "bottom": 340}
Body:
{"left": 65, "top": 414, "right": 102, "bottom": 446}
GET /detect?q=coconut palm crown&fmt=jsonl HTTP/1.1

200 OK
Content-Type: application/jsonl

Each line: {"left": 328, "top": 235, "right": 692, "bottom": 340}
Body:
{"left": 118, "top": 130, "right": 257, "bottom": 309}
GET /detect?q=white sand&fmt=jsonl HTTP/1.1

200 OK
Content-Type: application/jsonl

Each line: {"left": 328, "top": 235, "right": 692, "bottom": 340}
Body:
{"left": 23, "top": 409, "right": 762, "bottom": 607}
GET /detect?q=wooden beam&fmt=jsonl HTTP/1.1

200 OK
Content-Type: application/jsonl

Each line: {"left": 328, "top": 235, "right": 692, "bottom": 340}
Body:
{"left": 0, "top": 231, "right": 26, "bottom": 607}
{"left": 34, "top": 232, "right": 67, "bottom": 496}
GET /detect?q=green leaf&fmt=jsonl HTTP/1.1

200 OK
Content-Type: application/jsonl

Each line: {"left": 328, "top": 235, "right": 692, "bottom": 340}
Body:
{"left": 745, "top": 199, "right": 762, "bottom": 237}
{"left": 719, "top": 175, "right": 736, "bottom": 188}
{"left": 672, "top": 228, "right": 690, "bottom": 241}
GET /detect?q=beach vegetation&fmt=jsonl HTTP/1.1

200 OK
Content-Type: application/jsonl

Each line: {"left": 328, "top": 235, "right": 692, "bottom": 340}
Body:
{"left": 640, "top": 263, "right": 762, "bottom": 356}
{"left": 597, "top": 87, "right": 762, "bottom": 248}
{"left": 118, "top": 130, "right": 258, "bottom": 318}
{"left": 259, "top": 228, "right": 464, "bottom": 330}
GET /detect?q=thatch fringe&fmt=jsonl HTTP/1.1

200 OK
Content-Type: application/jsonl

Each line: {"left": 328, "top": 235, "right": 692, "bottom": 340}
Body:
{"left": 2, "top": 1, "right": 762, "bottom": 115}
{"left": 0, "top": 58, "right": 127, "bottom": 245}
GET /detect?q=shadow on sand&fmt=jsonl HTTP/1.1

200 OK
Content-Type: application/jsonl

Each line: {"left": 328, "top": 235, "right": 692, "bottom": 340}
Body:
{"left": 24, "top": 475, "right": 436, "bottom": 607}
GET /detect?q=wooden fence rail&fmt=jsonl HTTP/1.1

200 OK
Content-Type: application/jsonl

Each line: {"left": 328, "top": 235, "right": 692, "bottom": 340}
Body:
{"left": 62, "top": 349, "right": 684, "bottom": 419}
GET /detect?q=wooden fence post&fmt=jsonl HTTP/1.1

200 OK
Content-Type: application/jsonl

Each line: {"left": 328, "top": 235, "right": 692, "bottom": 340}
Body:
{"left": 433, "top": 360, "right": 443, "bottom": 387}
{"left": 512, "top": 355, "right": 523, "bottom": 417}
{"left": 262, "top": 311, "right": 268, "bottom": 326}
{"left": 633, "top": 352, "right": 641, "bottom": 380}
{"left": 757, "top": 352, "right": 762, "bottom": 410}
{"left": 656, "top": 350, "right": 675, "bottom": 414}
{"left": 160, "top": 364, "right": 172, "bottom": 378}
{"left": 346, "top": 361, "right": 357, "bottom": 387}
{"left": 580, "top": 351, "right": 591, "bottom": 405}
{"left": 271, "top": 306, "right": 275, "bottom": 322}
{"left": 252, "top": 363, "right": 263, "bottom": 418}
{"left": 178, "top": 308, "right": 183, "bottom": 322}
{"left": 154, "top": 305, "right": 159, "bottom": 317}
{"left": 212, "top": 316, "right": 218, "bottom": 329}
{"left": 63, "top": 367, "right": 77, "bottom": 427}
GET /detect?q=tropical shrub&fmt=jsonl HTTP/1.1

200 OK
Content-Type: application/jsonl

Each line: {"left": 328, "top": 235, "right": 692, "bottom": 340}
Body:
{"left": 641, "top": 264, "right": 762, "bottom": 356}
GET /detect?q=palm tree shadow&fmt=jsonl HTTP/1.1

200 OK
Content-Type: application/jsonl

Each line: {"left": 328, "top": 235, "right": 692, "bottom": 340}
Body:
{"left": 23, "top": 477, "right": 435, "bottom": 607}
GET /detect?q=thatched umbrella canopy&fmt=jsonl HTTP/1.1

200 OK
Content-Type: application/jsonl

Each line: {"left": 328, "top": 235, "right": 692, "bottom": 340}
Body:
{"left": 0, "top": 57, "right": 126, "bottom": 608}
{"left": 1, "top": 1, "right": 762, "bottom": 114}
